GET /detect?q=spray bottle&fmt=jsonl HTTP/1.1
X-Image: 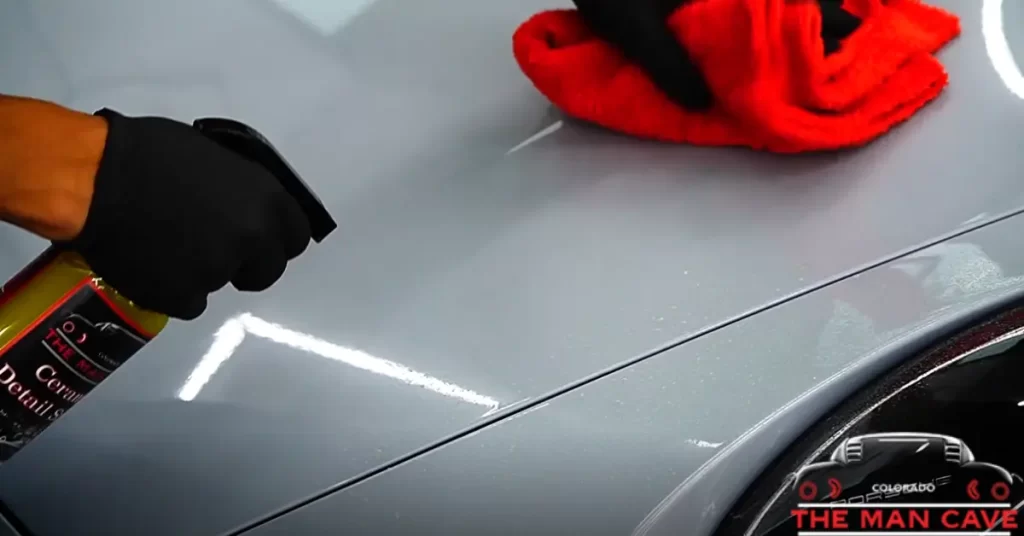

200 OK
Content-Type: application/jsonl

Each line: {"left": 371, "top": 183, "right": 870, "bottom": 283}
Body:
{"left": 0, "top": 118, "right": 336, "bottom": 461}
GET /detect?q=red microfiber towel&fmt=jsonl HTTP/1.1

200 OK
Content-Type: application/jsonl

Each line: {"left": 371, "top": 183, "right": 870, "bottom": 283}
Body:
{"left": 513, "top": 0, "right": 961, "bottom": 153}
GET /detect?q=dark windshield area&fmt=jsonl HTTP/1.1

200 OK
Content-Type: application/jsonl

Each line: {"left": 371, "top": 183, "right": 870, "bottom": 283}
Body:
{"left": 720, "top": 311, "right": 1024, "bottom": 535}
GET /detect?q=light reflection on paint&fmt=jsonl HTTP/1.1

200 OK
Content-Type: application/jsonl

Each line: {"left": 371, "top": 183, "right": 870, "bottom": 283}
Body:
{"left": 178, "top": 313, "right": 500, "bottom": 413}
{"left": 177, "top": 317, "right": 246, "bottom": 402}
{"left": 685, "top": 439, "right": 724, "bottom": 449}
{"left": 506, "top": 121, "right": 564, "bottom": 155}
{"left": 268, "top": 0, "right": 377, "bottom": 35}
{"left": 983, "top": 0, "right": 1024, "bottom": 100}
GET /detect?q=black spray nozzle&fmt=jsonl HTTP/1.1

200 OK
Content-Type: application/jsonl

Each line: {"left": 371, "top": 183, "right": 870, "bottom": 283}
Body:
{"left": 192, "top": 118, "right": 337, "bottom": 243}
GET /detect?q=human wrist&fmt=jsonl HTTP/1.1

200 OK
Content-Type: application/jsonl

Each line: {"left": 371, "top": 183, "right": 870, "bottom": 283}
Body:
{"left": 0, "top": 96, "right": 108, "bottom": 241}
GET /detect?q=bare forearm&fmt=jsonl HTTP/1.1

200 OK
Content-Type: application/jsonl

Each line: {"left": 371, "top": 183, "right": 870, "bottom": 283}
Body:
{"left": 0, "top": 94, "right": 106, "bottom": 240}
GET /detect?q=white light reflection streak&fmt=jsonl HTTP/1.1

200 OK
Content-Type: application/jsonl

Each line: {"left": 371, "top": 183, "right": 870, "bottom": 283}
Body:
{"left": 685, "top": 439, "right": 723, "bottom": 449}
{"left": 269, "top": 0, "right": 377, "bottom": 35}
{"left": 177, "top": 313, "right": 501, "bottom": 414}
{"left": 177, "top": 318, "right": 247, "bottom": 401}
{"left": 506, "top": 121, "right": 564, "bottom": 155}
{"left": 982, "top": 0, "right": 1024, "bottom": 99}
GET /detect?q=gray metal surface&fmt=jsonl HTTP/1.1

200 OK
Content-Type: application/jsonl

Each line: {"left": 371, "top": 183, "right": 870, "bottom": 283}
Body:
{"left": 0, "top": 0, "right": 1021, "bottom": 534}
{"left": 244, "top": 205, "right": 1024, "bottom": 536}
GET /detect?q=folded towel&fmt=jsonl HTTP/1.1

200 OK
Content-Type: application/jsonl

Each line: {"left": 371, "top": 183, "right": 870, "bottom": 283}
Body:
{"left": 513, "top": 0, "right": 961, "bottom": 153}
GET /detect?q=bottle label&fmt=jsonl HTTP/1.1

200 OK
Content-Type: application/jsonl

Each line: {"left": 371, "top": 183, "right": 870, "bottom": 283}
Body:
{"left": 0, "top": 278, "right": 152, "bottom": 460}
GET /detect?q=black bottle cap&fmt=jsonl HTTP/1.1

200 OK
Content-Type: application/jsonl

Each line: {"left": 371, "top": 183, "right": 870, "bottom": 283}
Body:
{"left": 192, "top": 118, "right": 337, "bottom": 243}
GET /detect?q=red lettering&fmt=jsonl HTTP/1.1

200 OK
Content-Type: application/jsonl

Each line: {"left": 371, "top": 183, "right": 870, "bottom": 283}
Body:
{"left": 961, "top": 510, "right": 981, "bottom": 530}
{"left": 908, "top": 510, "right": 929, "bottom": 529}
{"left": 862, "top": 510, "right": 883, "bottom": 528}
{"left": 981, "top": 510, "right": 1001, "bottom": 528}
{"left": 832, "top": 509, "right": 848, "bottom": 529}
{"left": 809, "top": 509, "right": 829, "bottom": 528}
{"left": 792, "top": 509, "right": 808, "bottom": 528}
{"left": 1004, "top": 510, "right": 1019, "bottom": 529}
{"left": 790, "top": 509, "right": 849, "bottom": 529}
{"left": 860, "top": 510, "right": 929, "bottom": 529}
{"left": 73, "top": 359, "right": 104, "bottom": 381}
{"left": 44, "top": 329, "right": 75, "bottom": 359}
{"left": 885, "top": 510, "right": 907, "bottom": 529}
{"left": 43, "top": 329, "right": 61, "bottom": 352}
{"left": 75, "top": 362, "right": 103, "bottom": 383}
{"left": 943, "top": 510, "right": 1018, "bottom": 530}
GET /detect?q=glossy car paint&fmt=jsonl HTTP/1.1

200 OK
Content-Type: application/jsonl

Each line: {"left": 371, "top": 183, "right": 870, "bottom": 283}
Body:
{"left": 0, "top": 0, "right": 1022, "bottom": 534}
{"left": 243, "top": 205, "right": 1024, "bottom": 536}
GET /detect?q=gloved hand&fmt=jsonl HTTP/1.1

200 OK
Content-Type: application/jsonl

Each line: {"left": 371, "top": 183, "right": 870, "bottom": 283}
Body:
{"left": 819, "top": 0, "right": 862, "bottom": 55}
{"left": 571, "top": 0, "right": 713, "bottom": 111}
{"left": 61, "top": 108, "right": 312, "bottom": 320}
{"left": 570, "top": 0, "right": 862, "bottom": 111}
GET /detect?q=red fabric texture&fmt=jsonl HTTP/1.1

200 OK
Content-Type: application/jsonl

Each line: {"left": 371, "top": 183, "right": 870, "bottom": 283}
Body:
{"left": 512, "top": 0, "right": 961, "bottom": 153}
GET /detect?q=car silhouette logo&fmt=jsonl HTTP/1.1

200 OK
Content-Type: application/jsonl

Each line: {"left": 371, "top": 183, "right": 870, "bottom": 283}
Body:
{"left": 792, "top": 432, "right": 1020, "bottom": 503}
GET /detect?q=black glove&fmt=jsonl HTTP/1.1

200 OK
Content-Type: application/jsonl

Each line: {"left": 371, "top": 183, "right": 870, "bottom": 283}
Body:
{"left": 571, "top": 0, "right": 863, "bottom": 111}
{"left": 62, "top": 109, "right": 312, "bottom": 320}
{"left": 572, "top": 0, "right": 714, "bottom": 111}
{"left": 818, "top": 0, "right": 862, "bottom": 55}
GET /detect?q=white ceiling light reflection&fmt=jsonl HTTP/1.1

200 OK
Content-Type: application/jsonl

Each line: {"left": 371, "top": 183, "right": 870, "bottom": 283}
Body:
{"left": 269, "top": 0, "right": 377, "bottom": 35}
{"left": 178, "top": 313, "right": 501, "bottom": 414}
{"left": 684, "top": 439, "right": 723, "bottom": 449}
{"left": 982, "top": 0, "right": 1024, "bottom": 99}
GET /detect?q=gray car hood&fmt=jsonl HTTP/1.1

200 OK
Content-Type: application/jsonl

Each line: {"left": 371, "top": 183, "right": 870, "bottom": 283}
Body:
{"left": 2, "top": 0, "right": 1024, "bottom": 534}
